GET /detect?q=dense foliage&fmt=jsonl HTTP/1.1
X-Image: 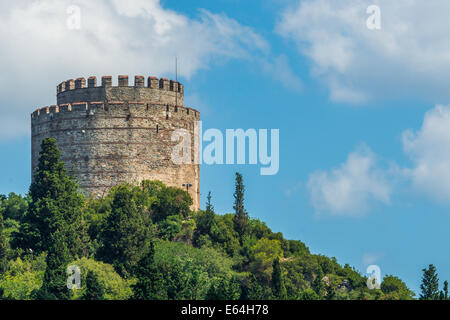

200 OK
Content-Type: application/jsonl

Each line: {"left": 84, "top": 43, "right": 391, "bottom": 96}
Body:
{"left": 0, "top": 138, "right": 422, "bottom": 300}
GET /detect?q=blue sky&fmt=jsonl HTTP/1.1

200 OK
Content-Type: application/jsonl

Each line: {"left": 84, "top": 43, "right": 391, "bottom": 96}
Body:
{"left": 3, "top": 0, "right": 450, "bottom": 294}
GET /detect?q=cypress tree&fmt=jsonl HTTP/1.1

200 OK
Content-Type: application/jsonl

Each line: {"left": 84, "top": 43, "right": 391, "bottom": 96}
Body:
{"left": 420, "top": 264, "right": 440, "bottom": 300}
{"left": 132, "top": 242, "right": 165, "bottom": 300}
{"left": 38, "top": 230, "right": 72, "bottom": 300}
{"left": 0, "top": 212, "right": 8, "bottom": 273}
{"left": 197, "top": 191, "right": 215, "bottom": 235}
{"left": 83, "top": 270, "right": 105, "bottom": 300}
{"left": 444, "top": 280, "right": 449, "bottom": 300}
{"left": 271, "top": 257, "right": 287, "bottom": 299}
{"left": 312, "top": 267, "right": 325, "bottom": 298}
{"left": 206, "top": 191, "right": 214, "bottom": 214}
{"left": 14, "top": 138, "right": 87, "bottom": 257}
{"left": 233, "top": 173, "right": 248, "bottom": 239}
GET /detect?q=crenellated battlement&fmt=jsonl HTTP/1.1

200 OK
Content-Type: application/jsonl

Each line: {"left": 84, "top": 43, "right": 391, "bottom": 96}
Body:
{"left": 57, "top": 75, "right": 184, "bottom": 106}
{"left": 31, "top": 101, "right": 199, "bottom": 120}
{"left": 57, "top": 75, "right": 184, "bottom": 95}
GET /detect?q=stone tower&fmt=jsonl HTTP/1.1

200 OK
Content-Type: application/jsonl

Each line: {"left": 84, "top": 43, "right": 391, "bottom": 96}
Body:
{"left": 31, "top": 75, "right": 200, "bottom": 210}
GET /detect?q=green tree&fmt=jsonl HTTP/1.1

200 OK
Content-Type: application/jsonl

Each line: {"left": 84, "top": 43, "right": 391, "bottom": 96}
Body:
{"left": 141, "top": 180, "right": 192, "bottom": 223}
{"left": 420, "top": 264, "right": 440, "bottom": 300}
{"left": 247, "top": 219, "right": 272, "bottom": 240}
{"left": 194, "top": 192, "right": 217, "bottom": 248}
{"left": 159, "top": 215, "right": 182, "bottom": 240}
{"left": 134, "top": 240, "right": 237, "bottom": 300}
{"left": 241, "top": 275, "right": 268, "bottom": 300}
{"left": 206, "top": 276, "right": 241, "bottom": 300}
{"left": 209, "top": 214, "right": 240, "bottom": 256}
{"left": 444, "top": 280, "right": 449, "bottom": 300}
{"left": 233, "top": 173, "right": 248, "bottom": 240}
{"left": 299, "top": 288, "right": 320, "bottom": 300}
{"left": 13, "top": 138, "right": 87, "bottom": 257}
{"left": 174, "top": 263, "right": 210, "bottom": 299}
{"left": 312, "top": 267, "right": 325, "bottom": 298}
{"left": 82, "top": 270, "right": 105, "bottom": 300}
{"left": 0, "top": 212, "right": 8, "bottom": 274}
{"left": 36, "top": 230, "right": 71, "bottom": 300}
{"left": 271, "top": 257, "right": 287, "bottom": 299}
{"left": 145, "top": 248, "right": 212, "bottom": 300}
{"left": 69, "top": 257, "right": 133, "bottom": 300}
{"left": 380, "top": 275, "right": 414, "bottom": 300}
{"left": 0, "top": 193, "right": 28, "bottom": 221}
{"left": 132, "top": 242, "right": 166, "bottom": 300}
{"left": 97, "top": 185, "right": 153, "bottom": 277}
{"left": 250, "top": 238, "right": 283, "bottom": 278}
{"left": 196, "top": 192, "right": 216, "bottom": 235}
{"left": 0, "top": 253, "right": 46, "bottom": 300}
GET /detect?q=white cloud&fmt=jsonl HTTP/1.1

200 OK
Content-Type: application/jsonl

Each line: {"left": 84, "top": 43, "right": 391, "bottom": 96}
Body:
{"left": 362, "top": 252, "right": 384, "bottom": 266}
{"left": 276, "top": 0, "right": 450, "bottom": 104}
{"left": 260, "top": 54, "right": 303, "bottom": 91}
{"left": 307, "top": 145, "right": 392, "bottom": 216}
{"left": 403, "top": 105, "right": 450, "bottom": 202}
{"left": 306, "top": 105, "right": 450, "bottom": 213}
{"left": 0, "top": 0, "right": 270, "bottom": 140}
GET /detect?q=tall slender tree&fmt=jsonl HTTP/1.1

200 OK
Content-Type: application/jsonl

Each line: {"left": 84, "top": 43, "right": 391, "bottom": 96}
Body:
{"left": 271, "top": 257, "right": 287, "bottom": 299}
{"left": 233, "top": 172, "right": 248, "bottom": 239}
{"left": 13, "top": 138, "right": 87, "bottom": 257}
{"left": 206, "top": 191, "right": 213, "bottom": 213}
{"left": 442, "top": 280, "right": 449, "bottom": 300}
{"left": 196, "top": 191, "right": 216, "bottom": 235}
{"left": 420, "top": 264, "right": 440, "bottom": 300}
{"left": 36, "top": 230, "right": 72, "bottom": 300}
{"left": 0, "top": 212, "right": 8, "bottom": 274}
{"left": 132, "top": 242, "right": 165, "bottom": 300}
{"left": 312, "top": 267, "right": 325, "bottom": 298}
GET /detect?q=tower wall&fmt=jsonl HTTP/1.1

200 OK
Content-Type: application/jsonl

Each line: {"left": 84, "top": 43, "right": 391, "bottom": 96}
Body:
{"left": 31, "top": 76, "right": 200, "bottom": 210}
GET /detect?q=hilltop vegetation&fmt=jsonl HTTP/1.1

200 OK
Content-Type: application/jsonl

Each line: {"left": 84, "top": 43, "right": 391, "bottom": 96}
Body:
{"left": 0, "top": 138, "right": 415, "bottom": 300}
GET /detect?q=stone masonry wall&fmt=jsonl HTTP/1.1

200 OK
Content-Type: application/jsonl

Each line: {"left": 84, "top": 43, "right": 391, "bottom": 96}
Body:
{"left": 31, "top": 75, "right": 200, "bottom": 210}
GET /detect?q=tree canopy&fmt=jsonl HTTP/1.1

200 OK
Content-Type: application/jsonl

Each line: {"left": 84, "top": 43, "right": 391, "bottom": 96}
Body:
{"left": 0, "top": 141, "right": 417, "bottom": 300}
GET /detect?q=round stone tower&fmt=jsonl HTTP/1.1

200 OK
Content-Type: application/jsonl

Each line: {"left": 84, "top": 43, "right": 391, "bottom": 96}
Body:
{"left": 31, "top": 75, "right": 200, "bottom": 210}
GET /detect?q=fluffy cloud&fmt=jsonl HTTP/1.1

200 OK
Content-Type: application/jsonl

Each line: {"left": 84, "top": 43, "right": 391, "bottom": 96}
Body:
{"left": 307, "top": 145, "right": 392, "bottom": 216}
{"left": 307, "top": 105, "right": 450, "bottom": 214}
{"left": 276, "top": 0, "right": 450, "bottom": 104}
{"left": 0, "top": 0, "right": 270, "bottom": 139}
{"left": 403, "top": 105, "right": 450, "bottom": 202}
